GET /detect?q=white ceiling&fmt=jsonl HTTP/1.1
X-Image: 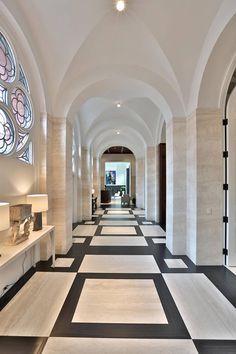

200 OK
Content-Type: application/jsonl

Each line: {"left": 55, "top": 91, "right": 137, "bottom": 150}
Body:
{"left": 1, "top": 0, "right": 236, "bottom": 156}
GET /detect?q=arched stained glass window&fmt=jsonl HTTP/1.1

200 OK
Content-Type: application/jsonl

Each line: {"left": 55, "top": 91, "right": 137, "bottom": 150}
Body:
{"left": 17, "top": 132, "right": 29, "bottom": 152}
{"left": 19, "top": 64, "right": 29, "bottom": 93}
{"left": 0, "top": 108, "right": 15, "bottom": 154}
{"left": 11, "top": 87, "right": 33, "bottom": 130}
{"left": 0, "top": 32, "right": 16, "bottom": 83}
{"left": 0, "top": 31, "right": 34, "bottom": 164}
{"left": 18, "top": 141, "right": 32, "bottom": 164}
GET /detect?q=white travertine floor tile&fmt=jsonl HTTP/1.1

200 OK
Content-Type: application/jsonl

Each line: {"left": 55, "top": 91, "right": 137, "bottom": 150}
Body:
{"left": 164, "top": 259, "right": 188, "bottom": 268}
{"left": 133, "top": 210, "right": 145, "bottom": 215}
{"left": 54, "top": 258, "right": 75, "bottom": 267}
{"left": 42, "top": 338, "right": 198, "bottom": 354}
{"left": 107, "top": 210, "right": 130, "bottom": 215}
{"left": 90, "top": 236, "right": 148, "bottom": 246}
{"left": 78, "top": 255, "right": 160, "bottom": 273}
{"left": 94, "top": 209, "right": 104, "bottom": 215}
{"left": 227, "top": 266, "right": 236, "bottom": 275}
{"left": 84, "top": 221, "right": 95, "bottom": 225}
{"left": 142, "top": 221, "right": 153, "bottom": 224}
{"left": 72, "top": 225, "right": 97, "bottom": 237}
{"left": 106, "top": 208, "right": 131, "bottom": 210}
{"left": 101, "top": 226, "right": 137, "bottom": 235}
{"left": 140, "top": 226, "right": 166, "bottom": 237}
{"left": 72, "top": 279, "right": 167, "bottom": 324}
{"left": 73, "top": 237, "right": 86, "bottom": 243}
{"left": 102, "top": 214, "right": 135, "bottom": 219}
{"left": 99, "top": 220, "right": 138, "bottom": 226}
{"left": 163, "top": 273, "right": 236, "bottom": 339}
{"left": 0, "top": 272, "right": 75, "bottom": 336}
{"left": 152, "top": 238, "right": 166, "bottom": 244}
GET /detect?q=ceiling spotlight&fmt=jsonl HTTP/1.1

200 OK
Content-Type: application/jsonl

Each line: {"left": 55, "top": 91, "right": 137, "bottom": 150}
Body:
{"left": 116, "top": 103, "right": 121, "bottom": 108}
{"left": 116, "top": 0, "right": 126, "bottom": 12}
{"left": 116, "top": 131, "right": 120, "bottom": 135}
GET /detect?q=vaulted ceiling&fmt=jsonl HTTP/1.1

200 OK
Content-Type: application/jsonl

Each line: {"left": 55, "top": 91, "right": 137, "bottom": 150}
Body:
{"left": 1, "top": 0, "right": 236, "bottom": 157}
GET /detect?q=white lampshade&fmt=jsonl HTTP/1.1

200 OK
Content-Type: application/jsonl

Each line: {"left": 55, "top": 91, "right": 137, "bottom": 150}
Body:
{"left": 0, "top": 202, "right": 10, "bottom": 231}
{"left": 27, "top": 194, "right": 48, "bottom": 212}
{"left": 92, "top": 188, "right": 95, "bottom": 195}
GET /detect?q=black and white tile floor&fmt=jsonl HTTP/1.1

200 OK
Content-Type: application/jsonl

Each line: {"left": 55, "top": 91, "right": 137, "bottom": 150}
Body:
{"left": 1, "top": 207, "right": 236, "bottom": 353}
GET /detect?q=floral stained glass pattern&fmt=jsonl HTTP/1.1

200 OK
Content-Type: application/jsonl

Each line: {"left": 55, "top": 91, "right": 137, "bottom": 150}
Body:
{"left": 16, "top": 132, "right": 29, "bottom": 152}
{"left": 11, "top": 87, "right": 33, "bottom": 130}
{"left": 0, "top": 84, "right": 7, "bottom": 104}
{"left": 19, "top": 64, "right": 29, "bottom": 93}
{"left": 0, "top": 33, "right": 16, "bottom": 83}
{"left": 18, "top": 141, "right": 32, "bottom": 164}
{"left": 0, "top": 108, "right": 15, "bottom": 154}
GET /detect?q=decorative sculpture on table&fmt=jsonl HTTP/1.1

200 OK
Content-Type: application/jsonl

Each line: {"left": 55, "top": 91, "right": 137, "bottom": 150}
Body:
{"left": 9, "top": 204, "right": 32, "bottom": 245}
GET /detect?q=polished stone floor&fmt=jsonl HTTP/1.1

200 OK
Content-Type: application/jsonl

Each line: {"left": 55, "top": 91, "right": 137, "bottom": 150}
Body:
{"left": 1, "top": 207, "right": 236, "bottom": 353}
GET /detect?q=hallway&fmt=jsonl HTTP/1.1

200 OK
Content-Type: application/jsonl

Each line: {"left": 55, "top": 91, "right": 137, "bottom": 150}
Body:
{"left": 1, "top": 207, "right": 236, "bottom": 354}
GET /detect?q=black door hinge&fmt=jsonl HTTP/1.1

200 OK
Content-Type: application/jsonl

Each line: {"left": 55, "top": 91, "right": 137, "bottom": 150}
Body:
{"left": 223, "top": 184, "right": 229, "bottom": 190}
{"left": 223, "top": 151, "right": 228, "bottom": 158}
{"left": 223, "top": 119, "right": 228, "bottom": 126}
{"left": 223, "top": 248, "right": 228, "bottom": 256}
{"left": 223, "top": 216, "right": 229, "bottom": 223}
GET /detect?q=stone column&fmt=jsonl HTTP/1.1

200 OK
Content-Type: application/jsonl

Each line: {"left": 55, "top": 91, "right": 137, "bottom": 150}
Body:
{"left": 39, "top": 113, "right": 53, "bottom": 259}
{"left": 145, "top": 146, "right": 157, "bottom": 220}
{"left": 93, "top": 157, "right": 101, "bottom": 207}
{"left": 186, "top": 109, "right": 223, "bottom": 265}
{"left": 81, "top": 147, "right": 92, "bottom": 220}
{"left": 50, "top": 117, "right": 73, "bottom": 254}
{"left": 136, "top": 158, "right": 145, "bottom": 209}
{"left": 166, "top": 118, "right": 187, "bottom": 255}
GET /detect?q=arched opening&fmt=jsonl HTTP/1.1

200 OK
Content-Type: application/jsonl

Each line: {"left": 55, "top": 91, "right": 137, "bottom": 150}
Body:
{"left": 99, "top": 146, "right": 136, "bottom": 208}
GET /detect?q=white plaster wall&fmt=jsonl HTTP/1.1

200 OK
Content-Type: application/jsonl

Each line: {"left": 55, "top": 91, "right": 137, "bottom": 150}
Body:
{"left": 136, "top": 158, "right": 145, "bottom": 209}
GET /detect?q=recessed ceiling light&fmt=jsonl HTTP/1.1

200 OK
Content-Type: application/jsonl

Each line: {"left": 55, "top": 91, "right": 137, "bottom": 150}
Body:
{"left": 116, "top": 103, "right": 121, "bottom": 108}
{"left": 116, "top": 0, "right": 126, "bottom": 12}
{"left": 116, "top": 131, "right": 120, "bottom": 135}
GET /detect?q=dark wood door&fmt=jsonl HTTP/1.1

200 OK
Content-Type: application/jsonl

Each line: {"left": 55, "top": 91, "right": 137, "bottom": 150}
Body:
{"left": 159, "top": 143, "right": 166, "bottom": 229}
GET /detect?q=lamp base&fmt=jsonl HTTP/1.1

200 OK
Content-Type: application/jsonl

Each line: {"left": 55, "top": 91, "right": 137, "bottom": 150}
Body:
{"left": 33, "top": 212, "right": 42, "bottom": 231}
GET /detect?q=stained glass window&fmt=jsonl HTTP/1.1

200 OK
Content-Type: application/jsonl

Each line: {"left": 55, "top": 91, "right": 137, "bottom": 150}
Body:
{"left": 18, "top": 141, "right": 32, "bottom": 164}
{"left": 16, "top": 132, "right": 29, "bottom": 152}
{"left": 0, "top": 84, "right": 7, "bottom": 104}
{"left": 11, "top": 87, "right": 33, "bottom": 130}
{"left": 0, "top": 33, "right": 16, "bottom": 83}
{"left": 0, "top": 31, "right": 34, "bottom": 164}
{"left": 19, "top": 64, "right": 29, "bottom": 93}
{"left": 0, "top": 108, "right": 15, "bottom": 154}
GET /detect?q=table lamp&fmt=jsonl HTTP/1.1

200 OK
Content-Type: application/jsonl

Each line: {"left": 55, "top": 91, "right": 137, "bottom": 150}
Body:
{"left": 0, "top": 202, "right": 10, "bottom": 257}
{"left": 27, "top": 194, "right": 48, "bottom": 231}
{"left": 92, "top": 188, "right": 95, "bottom": 197}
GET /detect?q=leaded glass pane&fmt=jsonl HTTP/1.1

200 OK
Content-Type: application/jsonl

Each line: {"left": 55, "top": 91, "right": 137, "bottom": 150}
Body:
{"left": 0, "top": 108, "right": 15, "bottom": 154}
{"left": 18, "top": 141, "right": 32, "bottom": 164}
{"left": 16, "top": 132, "right": 29, "bottom": 152}
{"left": 0, "top": 84, "right": 7, "bottom": 104}
{"left": 19, "top": 64, "right": 29, "bottom": 93}
{"left": 11, "top": 87, "right": 33, "bottom": 130}
{"left": 0, "top": 32, "right": 16, "bottom": 83}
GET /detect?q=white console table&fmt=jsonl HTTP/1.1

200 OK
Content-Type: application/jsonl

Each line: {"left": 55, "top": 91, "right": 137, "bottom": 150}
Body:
{"left": 0, "top": 225, "right": 55, "bottom": 269}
